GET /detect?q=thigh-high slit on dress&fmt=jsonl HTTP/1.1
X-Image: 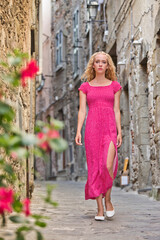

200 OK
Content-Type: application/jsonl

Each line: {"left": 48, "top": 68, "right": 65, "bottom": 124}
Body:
{"left": 78, "top": 80, "right": 122, "bottom": 200}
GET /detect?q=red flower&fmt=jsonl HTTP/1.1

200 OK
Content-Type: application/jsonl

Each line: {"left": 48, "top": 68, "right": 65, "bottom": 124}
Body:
{"left": 21, "top": 60, "right": 39, "bottom": 87}
{"left": 0, "top": 188, "right": 14, "bottom": 214}
{"left": 47, "top": 130, "right": 60, "bottom": 139}
{"left": 11, "top": 151, "right": 18, "bottom": 159}
{"left": 37, "top": 129, "right": 60, "bottom": 152}
{"left": 39, "top": 141, "right": 51, "bottom": 152}
{"left": 23, "top": 198, "right": 31, "bottom": 217}
{"left": 37, "top": 132, "right": 51, "bottom": 152}
{"left": 37, "top": 132, "right": 45, "bottom": 139}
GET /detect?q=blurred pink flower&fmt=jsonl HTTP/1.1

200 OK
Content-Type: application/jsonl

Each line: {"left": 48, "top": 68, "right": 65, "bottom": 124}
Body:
{"left": 11, "top": 151, "right": 17, "bottom": 159}
{"left": 40, "top": 141, "right": 51, "bottom": 152}
{"left": 47, "top": 130, "right": 60, "bottom": 139}
{"left": 37, "top": 128, "right": 60, "bottom": 152}
{"left": 21, "top": 60, "right": 39, "bottom": 87}
{"left": 37, "top": 132, "right": 45, "bottom": 139}
{"left": 37, "top": 132, "right": 51, "bottom": 152}
{"left": 23, "top": 198, "right": 31, "bottom": 216}
{"left": 0, "top": 188, "right": 14, "bottom": 214}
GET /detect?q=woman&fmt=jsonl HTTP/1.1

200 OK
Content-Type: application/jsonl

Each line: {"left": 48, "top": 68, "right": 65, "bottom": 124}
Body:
{"left": 75, "top": 51, "right": 122, "bottom": 221}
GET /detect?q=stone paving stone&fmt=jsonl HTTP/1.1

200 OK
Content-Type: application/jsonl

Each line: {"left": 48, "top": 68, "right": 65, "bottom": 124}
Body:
{"left": 30, "top": 180, "right": 160, "bottom": 240}
{"left": 0, "top": 180, "right": 160, "bottom": 240}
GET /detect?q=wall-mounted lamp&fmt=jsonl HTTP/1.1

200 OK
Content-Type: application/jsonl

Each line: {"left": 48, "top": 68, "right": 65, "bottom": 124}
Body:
{"left": 87, "top": 0, "right": 99, "bottom": 20}
{"left": 133, "top": 37, "right": 143, "bottom": 46}
{"left": 87, "top": 1, "right": 99, "bottom": 57}
{"left": 36, "top": 74, "right": 46, "bottom": 92}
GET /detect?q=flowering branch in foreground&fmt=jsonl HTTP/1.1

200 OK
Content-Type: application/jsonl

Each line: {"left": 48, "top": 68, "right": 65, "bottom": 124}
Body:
{"left": 0, "top": 49, "right": 68, "bottom": 239}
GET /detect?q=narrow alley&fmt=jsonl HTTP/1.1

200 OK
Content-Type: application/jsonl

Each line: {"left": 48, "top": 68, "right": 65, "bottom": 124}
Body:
{"left": 31, "top": 181, "right": 160, "bottom": 240}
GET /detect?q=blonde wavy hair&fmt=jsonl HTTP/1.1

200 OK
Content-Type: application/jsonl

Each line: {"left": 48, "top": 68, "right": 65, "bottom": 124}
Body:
{"left": 81, "top": 51, "right": 117, "bottom": 82}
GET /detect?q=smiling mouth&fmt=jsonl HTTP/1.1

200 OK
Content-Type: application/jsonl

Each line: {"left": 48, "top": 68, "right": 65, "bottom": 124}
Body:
{"left": 98, "top": 68, "right": 103, "bottom": 70}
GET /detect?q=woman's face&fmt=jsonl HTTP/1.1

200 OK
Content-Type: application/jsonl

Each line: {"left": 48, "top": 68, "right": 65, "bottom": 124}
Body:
{"left": 93, "top": 54, "right": 108, "bottom": 74}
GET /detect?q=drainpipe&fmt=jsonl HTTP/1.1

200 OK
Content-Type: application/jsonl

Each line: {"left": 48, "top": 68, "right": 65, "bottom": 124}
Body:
{"left": 89, "top": 19, "right": 93, "bottom": 57}
{"left": 38, "top": 0, "right": 43, "bottom": 84}
{"left": 128, "top": 2, "right": 133, "bottom": 182}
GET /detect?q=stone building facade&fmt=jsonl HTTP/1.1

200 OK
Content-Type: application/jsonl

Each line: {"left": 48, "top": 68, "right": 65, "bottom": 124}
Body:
{"left": 35, "top": 0, "right": 55, "bottom": 180}
{"left": 36, "top": 0, "right": 160, "bottom": 199}
{"left": 51, "top": 0, "right": 89, "bottom": 180}
{"left": 36, "top": 0, "right": 90, "bottom": 180}
{"left": 101, "top": 0, "right": 160, "bottom": 199}
{"left": 0, "top": 0, "right": 39, "bottom": 197}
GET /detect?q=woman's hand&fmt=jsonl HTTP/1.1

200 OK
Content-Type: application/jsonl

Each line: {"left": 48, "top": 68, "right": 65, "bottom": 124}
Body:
{"left": 116, "top": 133, "right": 122, "bottom": 148}
{"left": 75, "top": 132, "right": 83, "bottom": 146}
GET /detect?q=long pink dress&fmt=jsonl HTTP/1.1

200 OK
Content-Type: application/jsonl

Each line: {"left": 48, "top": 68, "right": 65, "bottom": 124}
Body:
{"left": 78, "top": 80, "right": 122, "bottom": 200}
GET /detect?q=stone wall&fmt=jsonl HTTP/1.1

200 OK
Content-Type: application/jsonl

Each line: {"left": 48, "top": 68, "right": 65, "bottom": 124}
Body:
{"left": 103, "top": 0, "right": 160, "bottom": 197}
{"left": 0, "top": 0, "right": 38, "bottom": 197}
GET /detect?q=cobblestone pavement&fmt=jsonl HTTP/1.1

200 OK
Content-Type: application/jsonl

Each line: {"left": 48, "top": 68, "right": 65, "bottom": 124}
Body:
{"left": 30, "top": 180, "right": 160, "bottom": 240}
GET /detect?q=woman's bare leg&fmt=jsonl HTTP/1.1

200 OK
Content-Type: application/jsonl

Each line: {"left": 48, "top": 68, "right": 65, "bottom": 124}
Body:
{"left": 96, "top": 194, "right": 104, "bottom": 216}
{"left": 105, "top": 187, "right": 114, "bottom": 211}
{"left": 105, "top": 141, "right": 115, "bottom": 211}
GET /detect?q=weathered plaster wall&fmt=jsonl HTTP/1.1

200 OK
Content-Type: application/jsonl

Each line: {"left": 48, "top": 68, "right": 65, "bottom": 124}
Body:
{"left": 0, "top": 0, "right": 38, "bottom": 197}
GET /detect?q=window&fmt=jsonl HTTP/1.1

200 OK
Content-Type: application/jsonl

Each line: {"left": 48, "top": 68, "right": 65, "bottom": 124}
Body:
{"left": 56, "top": 30, "right": 63, "bottom": 66}
{"left": 73, "top": 9, "right": 79, "bottom": 76}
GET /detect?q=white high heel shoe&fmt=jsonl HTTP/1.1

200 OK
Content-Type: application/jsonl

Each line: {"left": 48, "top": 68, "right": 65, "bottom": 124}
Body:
{"left": 95, "top": 215, "right": 105, "bottom": 221}
{"left": 106, "top": 208, "right": 115, "bottom": 218}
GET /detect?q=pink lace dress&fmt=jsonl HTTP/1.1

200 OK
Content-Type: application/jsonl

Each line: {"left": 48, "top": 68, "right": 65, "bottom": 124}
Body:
{"left": 78, "top": 80, "right": 122, "bottom": 200}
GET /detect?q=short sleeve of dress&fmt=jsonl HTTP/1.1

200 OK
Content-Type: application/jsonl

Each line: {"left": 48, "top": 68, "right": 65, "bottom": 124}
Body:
{"left": 78, "top": 82, "right": 87, "bottom": 94}
{"left": 113, "top": 81, "right": 122, "bottom": 94}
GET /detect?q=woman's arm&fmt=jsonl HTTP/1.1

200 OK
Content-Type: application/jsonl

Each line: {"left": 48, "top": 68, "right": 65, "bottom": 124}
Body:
{"left": 114, "top": 89, "right": 122, "bottom": 147}
{"left": 75, "top": 91, "right": 87, "bottom": 145}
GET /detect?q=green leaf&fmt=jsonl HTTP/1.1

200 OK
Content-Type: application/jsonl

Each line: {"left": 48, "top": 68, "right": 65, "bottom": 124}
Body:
{"left": 0, "top": 134, "right": 10, "bottom": 148}
{"left": 3, "top": 74, "right": 15, "bottom": 84}
{"left": 34, "top": 125, "right": 42, "bottom": 133}
{"left": 0, "top": 61, "right": 9, "bottom": 68}
{"left": 17, "top": 225, "right": 33, "bottom": 232}
{"left": 50, "top": 119, "right": 64, "bottom": 130}
{"left": 43, "top": 184, "right": 58, "bottom": 207}
{"left": 0, "top": 121, "right": 12, "bottom": 132}
{"left": 9, "top": 215, "right": 26, "bottom": 223}
{"left": 12, "top": 199, "right": 23, "bottom": 213}
{"left": 35, "top": 221, "right": 47, "bottom": 228}
{"left": 0, "top": 101, "right": 15, "bottom": 121}
{"left": 4, "top": 163, "right": 14, "bottom": 175}
{"left": 35, "top": 120, "right": 46, "bottom": 128}
{"left": 33, "top": 147, "right": 44, "bottom": 158}
{"left": 45, "top": 199, "right": 58, "bottom": 207}
{"left": 0, "top": 159, "right": 5, "bottom": 165}
{"left": 21, "top": 133, "right": 38, "bottom": 145}
{"left": 32, "top": 214, "right": 49, "bottom": 220}
{"left": 36, "top": 231, "right": 44, "bottom": 240}
{"left": 8, "top": 56, "right": 22, "bottom": 66}
{"left": 49, "top": 138, "right": 68, "bottom": 153}
{"left": 0, "top": 238, "right": 5, "bottom": 240}
{"left": 12, "top": 72, "right": 21, "bottom": 87}
{"left": 15, "top": 232, "right": 25, "bottom": 240}
{"left": 8, "top": 136, "right": 21, "bottom": 147}
{"left": 13, "top": 49, "right": 29, "bottom": 59}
